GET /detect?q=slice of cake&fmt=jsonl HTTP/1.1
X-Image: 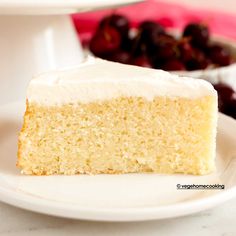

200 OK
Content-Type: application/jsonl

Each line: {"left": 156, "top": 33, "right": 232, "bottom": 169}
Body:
{"left": 17, "top": 57, "right": 217, "bottom": 175}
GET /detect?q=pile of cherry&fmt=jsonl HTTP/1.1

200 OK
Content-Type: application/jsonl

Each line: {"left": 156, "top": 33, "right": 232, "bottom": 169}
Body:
{"left": 88, "top": 14, "right": 236, "bottom": 118}
{"left": 214, "top": 83, "right": 236, "bottom": 119}
{"left": 89, "top": 14, "right": 234, "bottom": 71}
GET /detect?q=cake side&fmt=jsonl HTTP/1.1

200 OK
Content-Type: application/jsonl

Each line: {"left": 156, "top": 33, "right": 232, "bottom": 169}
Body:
{"left": 17, "top": 95, "right": 217, "bottom": 175}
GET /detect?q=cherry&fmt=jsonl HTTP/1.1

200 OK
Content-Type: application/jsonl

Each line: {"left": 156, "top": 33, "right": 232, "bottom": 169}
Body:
{"left": 139, "top": 21, "right": 165, "bottom": 35}
{"left": 89, "top": 15, "right": 234, "bottom": 72}
{"left": 128, "top": 35, "right": 146, "bottom": 56}
{"left": 106, "top": 50, "right": 131, "bottom": 64}
{"left": 120, "top": 35, "right": 133, "bottom": 52}
{"left": 178, "top": 38, "right": 193, "bottom": 62}
{"left": 131, "top": 56, "right": 152, "bottom": 68}
{"left": 149, "top": 33, "right": 176, "bottom": 49}
{"left": 214, "top": 83, "right": 235, "bottom": 102}
{"left": 162, "top": 59, "right": 185, "bottom": 71}
{"left": 152, "top": 58, "right": 164, "bottom": 69}
{"left": 148, "top": 34, "right": 178, "bottom": 61}
{"left": 158, "top": 45, "right": 178, "bottom": 60}
{"left": 138, "top": 21, "right": 165, "bottom": 47}
{"left": 207, "top": 44, "right": 232, "bottom": 66}
{"left": 183, "top": 23, "right": 209, "bottom": 48}
{"left": 214, "top": 83, "right": 236, "bottom": 118}
{"left": 89, "top": 27, "right": 121, "bottom": 57}
{"left": 226, "top": 98, "right": 236, "bottom": 119}
{"left": 186, "top": 48, "right": 210, "bottom": 70}
{"left": 99, "top": 14, "right": 130, "bottom": 37}
{"left": 130, "top": 21, "right": 165, "bottom": 58}
{"left": 213, "top": 83, "right": 236, "bottom": 112}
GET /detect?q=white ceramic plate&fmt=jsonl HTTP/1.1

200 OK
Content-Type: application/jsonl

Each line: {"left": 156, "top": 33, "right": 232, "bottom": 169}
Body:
{"left": 0, "top": 101, "right": 236, "bottom": 222}
{"left": 0, "top": 0, "right": 143, "bottom": 14}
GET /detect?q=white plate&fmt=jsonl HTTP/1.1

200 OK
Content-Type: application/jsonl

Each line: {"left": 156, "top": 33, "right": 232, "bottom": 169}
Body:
{"left": 0, "top": 0, "right": 143, "bottom": 14}
{"left": 0, "top": 101, "right": 236, "bottom": 222}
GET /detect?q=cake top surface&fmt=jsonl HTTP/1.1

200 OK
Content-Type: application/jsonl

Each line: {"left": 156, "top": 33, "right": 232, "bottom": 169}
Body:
{"left": 27, "top": 57, "right": 216, "bottom": 105}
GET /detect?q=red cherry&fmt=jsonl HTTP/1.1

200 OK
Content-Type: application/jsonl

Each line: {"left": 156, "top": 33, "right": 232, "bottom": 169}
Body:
{"left": 208, "top": 44, "right": 232, "bottom": 66}
{"left": 183, "top": 23, "right": 209, "bottom": 48}
{"left": 149, "top": 34, "right": 178, "bottom": 61}
{"left": 120, "top": 35, "right": 133, "bottom": 52}
{"left": 178, "top": 38, "right": 193, "bottom": 62}
{"left": 107, "top": 50, "right": 131, "bottom": 64}
{"left": 162, "top": 59, "right": 185, "bottom": 71}
{"left": 131, "top": 56, "right": 152, "bottom": 68}
{"left": 226, "top": 98, "right": 236, "bottom": 119}
{"left": 89, "top": 27, "right": 121, "bottom": 57}
{"left": 186, "top": 48, "right": 210, "bottom": 71}
{"left": 213, "top": 83, "right": 235, "bottom": 103}
{"left": 99, "top": 14, "right": 130, "bottom": 37}
{"left": 138, "top": 21, "right": 165, "bottom": 48}
{"left": 129, "top": 35, "right": 147, "bottom": 57}
{"left": 139, "top": 21, "right": 165, "bottom": 33}
{"left": 213, "top": 83, "right": 236, "bottom": 112}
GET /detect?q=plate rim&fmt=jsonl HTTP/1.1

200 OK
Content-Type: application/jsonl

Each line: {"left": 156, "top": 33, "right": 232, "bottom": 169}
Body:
{"left": 0, "top": 181, "right": 236, "bottom": 221}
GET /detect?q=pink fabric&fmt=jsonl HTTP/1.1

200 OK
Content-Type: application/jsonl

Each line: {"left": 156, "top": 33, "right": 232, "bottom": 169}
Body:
{"left": 72, "top": 0, "right": 236, "bottom": 44}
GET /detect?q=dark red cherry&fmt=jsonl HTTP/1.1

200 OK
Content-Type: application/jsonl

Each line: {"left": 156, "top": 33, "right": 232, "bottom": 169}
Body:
{"left": 149, "top": 34, "right": 178, "bottom": 60}
{"left": 107, "top": 50, "right": 131, "bottom": 64}
{"left": 226, "top": 98, "right": 236, "bottom": 119}
{"left": 213, "top": 83, "right": 235, "bottom": 112}
{"left": 99, "top": 14, "right": 130, "bottom": 37}
{"left": 120, "top": 35, "right": 133, "bottom": 52}
{"left": 128, "top": 34, "right": 148, "bottom": 57}
{"left": 183, "top": 23, "right": 209, "bottom": 48}
{"left": 208, "top": 44, "right": 232, "bottom": 66}
{"left": 131, "top": 56, "right": 152, "bottom": 68}
{"left": 213, "top": 83, "right": 235, "bottom": 103}
{"left": 152, "top": 58, "right": 164, "bottom": 69}
{"left": 89, "top": 27, "right": 121, "bottom": 57}
{"left": 186, "top": 48, "right": 210, "bottom": 70}
{"left": 214, "top": 83, "right": 236, "bottom": 118}
{"left": 138, "top": 21, "right": 165, "bottom": 46}
{"left": 178, "top": 38, "right": 193, "bottom": 62}
{"left": 162, "top": 59, "right": 185, "bottom": 71}
{"left": 139, "top": 21, "right": 165, "bottom": 35}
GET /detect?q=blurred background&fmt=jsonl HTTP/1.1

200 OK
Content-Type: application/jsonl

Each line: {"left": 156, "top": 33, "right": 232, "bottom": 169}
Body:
{"left": 1, "top": 0, "right": 236, "bottom": 118}
{"left": 164, "top": 0, "right": 236, "bottom": 13}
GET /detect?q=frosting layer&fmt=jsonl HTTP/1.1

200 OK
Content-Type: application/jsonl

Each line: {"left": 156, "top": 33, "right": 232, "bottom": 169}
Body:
{"left": 27, "top": 57, "right": 216, "bottom": 105}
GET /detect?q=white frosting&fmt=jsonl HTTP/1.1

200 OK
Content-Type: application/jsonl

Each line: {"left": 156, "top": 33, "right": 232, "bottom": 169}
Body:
{"left": 27, "top": 57, "right": 216, "bottom": 105}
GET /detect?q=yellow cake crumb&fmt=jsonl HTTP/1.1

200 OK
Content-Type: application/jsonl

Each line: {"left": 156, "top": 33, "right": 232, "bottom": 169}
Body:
{"left": 17, "top": 95, "right": 217, "bottom": 175}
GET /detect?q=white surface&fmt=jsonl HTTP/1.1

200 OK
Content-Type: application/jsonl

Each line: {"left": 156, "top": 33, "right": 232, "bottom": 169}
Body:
{"left": 0, "top": 101, "right": 235, "bottom": 221}
{"left": 27, "top": 57, "right": 216, "bottom": 105}
{"left": 0, "top": 0, "right": 143, "bottom": 14}
{"left": 0, "top": 198, "right": 235, "bottom": 236}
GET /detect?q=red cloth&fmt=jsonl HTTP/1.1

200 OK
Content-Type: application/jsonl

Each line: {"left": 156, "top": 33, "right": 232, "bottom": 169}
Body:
{"left": 72, "top": 0, "right": 236, "bottom": 44}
